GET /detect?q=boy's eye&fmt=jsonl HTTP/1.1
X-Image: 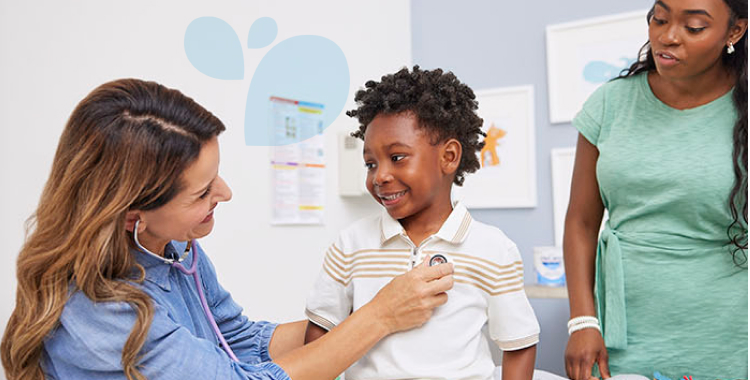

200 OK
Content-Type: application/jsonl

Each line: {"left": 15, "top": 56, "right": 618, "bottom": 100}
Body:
{"left": 391, "top": 154, "right": 405, "bottom": 162}
{"left": 365, "top": 162, "right": 376, "bottom": 170}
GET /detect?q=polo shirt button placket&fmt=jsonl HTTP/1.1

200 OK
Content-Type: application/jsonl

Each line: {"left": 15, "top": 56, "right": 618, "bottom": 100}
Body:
{"left": 411, "top": 247, "right": 418, "bottom": 269}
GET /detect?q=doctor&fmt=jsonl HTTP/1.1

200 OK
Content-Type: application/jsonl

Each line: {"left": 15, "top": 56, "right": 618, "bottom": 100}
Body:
{"left": 1, "top": 78, "right": 454, "bottom": 380}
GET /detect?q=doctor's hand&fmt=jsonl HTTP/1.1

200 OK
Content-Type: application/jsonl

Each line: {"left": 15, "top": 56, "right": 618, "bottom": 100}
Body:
{"left": 565, "top": 328, "right": 611, "bottom": 380}
{"left": 369, "top": 256, "right": 454, "bottom": 335}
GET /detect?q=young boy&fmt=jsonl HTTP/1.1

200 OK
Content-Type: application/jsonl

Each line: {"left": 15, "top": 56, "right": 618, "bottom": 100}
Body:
{"left": 305, "top": 66, "right": 539, "bottom": 380}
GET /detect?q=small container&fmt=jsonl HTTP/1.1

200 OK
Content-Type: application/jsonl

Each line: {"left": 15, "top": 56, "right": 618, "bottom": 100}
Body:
{"left": 533, "top": 246, "right": 565, "bottom": 287}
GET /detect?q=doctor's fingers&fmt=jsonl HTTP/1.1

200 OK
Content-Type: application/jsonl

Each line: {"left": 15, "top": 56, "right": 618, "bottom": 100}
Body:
{"left": 423, "top": 272, "right": 454, "bottom": 295}
{"left": 413, "top": 261, "right": 454, "bottom": 282}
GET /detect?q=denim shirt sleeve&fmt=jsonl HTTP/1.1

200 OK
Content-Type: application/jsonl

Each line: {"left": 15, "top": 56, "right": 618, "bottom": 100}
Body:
{"left": 194, "top": 242, "right": 278, "bottom": 364}
{"left": 43, "top": 288, "right": 290, "bottom": 380}
{"left": 43, "top": 289, "right": 290, "bottom": 380}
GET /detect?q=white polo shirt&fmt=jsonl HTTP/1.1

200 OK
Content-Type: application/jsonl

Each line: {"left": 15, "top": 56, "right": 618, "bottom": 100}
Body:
{"left": 305, "top": 202, "right": 540, "bottom": 380}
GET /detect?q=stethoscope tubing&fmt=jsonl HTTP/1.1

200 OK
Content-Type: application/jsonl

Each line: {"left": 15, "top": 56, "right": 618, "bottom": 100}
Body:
{"left": 133, "top": 220, "right": 240, "bottom": 362}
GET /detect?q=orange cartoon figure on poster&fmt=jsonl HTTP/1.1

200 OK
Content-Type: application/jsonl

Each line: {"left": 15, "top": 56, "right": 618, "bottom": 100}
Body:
{"left": 480, "top": 123, "right": 506, "bottom": 168}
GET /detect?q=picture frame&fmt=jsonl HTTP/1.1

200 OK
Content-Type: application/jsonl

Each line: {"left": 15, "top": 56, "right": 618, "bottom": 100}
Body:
{"left": 545, "top": 9, "right": 648, "bottom": 124}
{"left": 551, "top": 147, "right": 576, "bottom": 246}
{"left": 550, "top": 146, "right": 608, "bottom": 246}
{"left": 453, "top": 85, "right": 537, "bottom": 209}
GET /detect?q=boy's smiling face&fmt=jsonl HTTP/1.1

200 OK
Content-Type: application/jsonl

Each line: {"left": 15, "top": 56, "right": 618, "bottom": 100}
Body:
{"left": 362, "top": 112, "right": 459, "bottom": 227}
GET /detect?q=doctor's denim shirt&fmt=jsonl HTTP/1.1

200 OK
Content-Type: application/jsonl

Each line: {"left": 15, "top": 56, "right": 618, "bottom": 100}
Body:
{"left": 42, "top": 241, "right": 291, "bottom": 380}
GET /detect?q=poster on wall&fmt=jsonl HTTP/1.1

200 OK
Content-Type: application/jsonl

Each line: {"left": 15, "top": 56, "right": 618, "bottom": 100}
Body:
{"left": 453, "top": 86, "right": 537, "bottom": 209}
{"left": 269, "top": 96, "right": 326, "bottom": 225}
{"left": 545, "top": 9, "right": 648, "bottom": 124}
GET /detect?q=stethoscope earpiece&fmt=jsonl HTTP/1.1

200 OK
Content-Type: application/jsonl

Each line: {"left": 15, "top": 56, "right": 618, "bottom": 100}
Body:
{"left": 133, "top": 219, "right": 190, "bottom": 264}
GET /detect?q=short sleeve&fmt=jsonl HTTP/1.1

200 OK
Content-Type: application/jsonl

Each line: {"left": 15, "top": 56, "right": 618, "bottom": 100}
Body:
{"left": 573, "top": 83, "right": 607, "bottom": 147}
{"left": 44, "top": 290, "right": 290, "bottom": 380}
{"left": 487, "top": 243, "right": 540, "bottom": 351}
{"left": 305, "top": 234, "right": 352, "bottom": 330}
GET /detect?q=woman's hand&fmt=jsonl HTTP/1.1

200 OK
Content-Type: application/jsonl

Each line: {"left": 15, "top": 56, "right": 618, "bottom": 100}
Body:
{"left": 565, "top": 328, "right": 610, "bottom": 380}
{"left": 274, "top": 258, "right": 453, "bottom": 380}
{"left": 368, "top": 257, "right": 454, "bottom": 334}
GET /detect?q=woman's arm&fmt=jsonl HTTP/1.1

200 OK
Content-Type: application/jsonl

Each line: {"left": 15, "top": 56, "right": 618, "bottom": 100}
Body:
{"left": 268, "top": 320, "right": 307, "bottom": 358}
{"left": 273, "top": 261, "right": 453, "bottom": 380}
{"left": 563, "top": 134, "right": 610, "bottom": 380}
{"left": 501, "top": 345, "right": 536, "bottom": 380}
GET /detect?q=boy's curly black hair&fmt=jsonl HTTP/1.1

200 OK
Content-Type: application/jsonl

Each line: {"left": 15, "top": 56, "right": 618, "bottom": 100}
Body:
{"left": 346, "top": 65, "right": 486, "bottom": 186}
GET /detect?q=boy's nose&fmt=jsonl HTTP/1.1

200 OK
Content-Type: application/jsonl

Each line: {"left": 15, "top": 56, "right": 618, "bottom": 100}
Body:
{"left": 373, "top": 167, "right": 393, "bottom": 185}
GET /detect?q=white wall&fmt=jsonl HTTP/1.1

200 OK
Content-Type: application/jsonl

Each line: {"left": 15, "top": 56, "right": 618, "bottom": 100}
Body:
{"left": 0, "top": 1, "right": 411, "bottom": 376}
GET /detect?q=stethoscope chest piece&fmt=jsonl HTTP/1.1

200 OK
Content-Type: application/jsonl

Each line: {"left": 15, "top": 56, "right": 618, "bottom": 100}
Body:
{"left": 429, "top": 254, "right": 449, "bottom": 266}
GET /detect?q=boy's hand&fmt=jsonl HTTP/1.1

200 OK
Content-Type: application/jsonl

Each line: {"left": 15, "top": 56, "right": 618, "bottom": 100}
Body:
{"left": 369, "top": 256, "right": 454, "bottom": 334}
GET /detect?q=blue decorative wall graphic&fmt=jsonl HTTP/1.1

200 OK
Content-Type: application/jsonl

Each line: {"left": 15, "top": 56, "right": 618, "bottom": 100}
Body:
{"left": 185, "top": 17, "right": 245, "bottom": 80}
{"left": 184, "top": 17, "right": 350, "bottom": 146}
{"left": 247, "top": 17, "right": 278, "bottom": 48}
{"left": 582, "top": 57, "right": 634, "bottom": 83}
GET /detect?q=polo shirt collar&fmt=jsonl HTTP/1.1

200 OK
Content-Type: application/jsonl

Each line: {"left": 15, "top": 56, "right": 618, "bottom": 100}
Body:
{"left": 131, "top": 240, "right": 191, "bottom": 292}
{"left": 379, "top": 201, "right": 473, "bottom": 245}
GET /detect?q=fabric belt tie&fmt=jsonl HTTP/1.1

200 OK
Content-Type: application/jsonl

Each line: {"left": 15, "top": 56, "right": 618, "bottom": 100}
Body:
{"left": 595, "top": 221, "right": 627, "bottom": 349}
{"left": 593, "top": 222, "right": 739, "bottom": 350}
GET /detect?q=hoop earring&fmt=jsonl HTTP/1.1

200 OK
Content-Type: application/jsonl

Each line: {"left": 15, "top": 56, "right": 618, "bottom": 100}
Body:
{"left": 727, "top": 42, "right": 735, "bottom": 54}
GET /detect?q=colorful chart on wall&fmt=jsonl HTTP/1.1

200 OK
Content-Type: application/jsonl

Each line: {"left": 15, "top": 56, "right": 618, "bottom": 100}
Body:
{"left": 546, "top": 9, "right": 648, "bottom": 124}
{"left": 269, "top": 96, "right": 326, "bottom": 225}
{"left": 453, "top": 86, "right": 537, "bottom": 209}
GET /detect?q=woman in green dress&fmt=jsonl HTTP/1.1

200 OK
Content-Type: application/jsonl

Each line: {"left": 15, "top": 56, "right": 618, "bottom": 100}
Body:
{"left": 564, "top": 0, "right": 747, "bottom": 379}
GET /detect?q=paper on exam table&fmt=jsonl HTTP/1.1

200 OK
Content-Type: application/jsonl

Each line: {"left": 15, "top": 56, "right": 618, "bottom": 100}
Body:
{"left": 494, "top": 367, "right": 651, "bottom": 380}
{"left": 493, "top": 367, "right": 567, "bottom": 380}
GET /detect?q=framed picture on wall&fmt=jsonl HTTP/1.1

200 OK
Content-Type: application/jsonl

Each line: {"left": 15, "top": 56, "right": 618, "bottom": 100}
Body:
{"left": 453, "top": 86, "right": 537, "bottom": 209}
{"left": 545, "top": 9, "right": 648, "bottom": 124}
{"left": 551, "top": 147, "right": 608, "bottom": 246}
{"left": 551, "top": 147, "right": 576, "bottom": 246}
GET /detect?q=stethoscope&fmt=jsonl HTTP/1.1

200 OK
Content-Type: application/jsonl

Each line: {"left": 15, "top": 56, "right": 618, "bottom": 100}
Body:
{"left": 133, "top": 220, "right": 240, "bottom": 362}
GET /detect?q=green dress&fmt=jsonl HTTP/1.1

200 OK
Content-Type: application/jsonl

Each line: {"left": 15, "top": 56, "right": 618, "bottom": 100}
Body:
{"left": 573, "top": 72, "right": 748, "bottom": 379}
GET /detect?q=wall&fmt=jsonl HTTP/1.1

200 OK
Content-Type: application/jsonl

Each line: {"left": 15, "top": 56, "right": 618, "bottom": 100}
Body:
{"left": 411, "top": 0, "right": 651, "bottom": 374}
{"left": 0, "top": 2, "right": 411, "bottom": 379}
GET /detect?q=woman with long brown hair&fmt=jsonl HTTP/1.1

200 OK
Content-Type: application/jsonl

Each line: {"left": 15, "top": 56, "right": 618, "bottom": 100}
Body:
{"left": 1, "top": 78, "right": 454, "bottom": 380}
{"left": 564, "top": 0, "right": 747, "bottom": 379}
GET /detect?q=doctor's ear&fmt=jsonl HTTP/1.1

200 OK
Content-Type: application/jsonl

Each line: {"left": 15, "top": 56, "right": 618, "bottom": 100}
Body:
{"left": 124, "top": 211, "right": 144, "bottom": 233}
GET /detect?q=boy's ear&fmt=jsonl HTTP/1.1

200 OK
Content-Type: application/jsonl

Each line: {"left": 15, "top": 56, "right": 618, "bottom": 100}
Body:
{"left": 440, "top": 138, "right": 462, "bottom": 176}
{"left": 124, "top": 210, "right": 143, "bottom": 233}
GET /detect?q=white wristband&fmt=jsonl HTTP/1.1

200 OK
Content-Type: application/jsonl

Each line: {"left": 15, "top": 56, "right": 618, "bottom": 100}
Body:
{"left": 568, "top": 322, "right": 601, "bottom": 336}
{"left": 567, "top": 316, "right": 598, "bottom": 329}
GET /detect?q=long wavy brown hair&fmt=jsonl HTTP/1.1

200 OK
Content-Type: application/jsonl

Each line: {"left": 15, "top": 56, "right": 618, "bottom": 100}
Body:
{"left": 1, "top": 79, "right": 225, "bottom": 380}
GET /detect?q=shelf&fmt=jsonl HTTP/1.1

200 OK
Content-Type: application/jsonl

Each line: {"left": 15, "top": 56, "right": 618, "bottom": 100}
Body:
{"left": 525, "top": 285, "right": 568, "bottom": 299}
